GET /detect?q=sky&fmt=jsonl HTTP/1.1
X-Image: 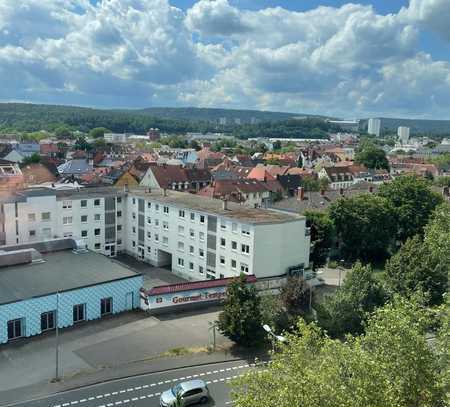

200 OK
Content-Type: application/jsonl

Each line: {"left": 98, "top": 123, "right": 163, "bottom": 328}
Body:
{"left": 0, "top": 0, "right": 450, "bottom": 119}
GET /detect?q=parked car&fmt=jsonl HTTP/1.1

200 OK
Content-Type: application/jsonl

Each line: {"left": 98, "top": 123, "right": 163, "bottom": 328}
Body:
{"left": 160, "top": 379, "right": 210, "bottom": 406}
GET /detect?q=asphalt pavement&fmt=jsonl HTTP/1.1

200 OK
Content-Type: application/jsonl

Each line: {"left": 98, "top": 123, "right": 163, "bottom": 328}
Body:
{"left": 5, "top": 360, "right": 259, "bottom": 407}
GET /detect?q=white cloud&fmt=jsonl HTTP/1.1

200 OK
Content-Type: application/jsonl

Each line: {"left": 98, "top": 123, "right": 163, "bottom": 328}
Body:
{"left": 0, "top": 0, "right": 449, "bottom": 117}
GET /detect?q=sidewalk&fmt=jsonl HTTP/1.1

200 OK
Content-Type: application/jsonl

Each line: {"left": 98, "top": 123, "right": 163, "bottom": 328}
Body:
{"left": 0, "top": 307, "right": 238, "bottom": 405}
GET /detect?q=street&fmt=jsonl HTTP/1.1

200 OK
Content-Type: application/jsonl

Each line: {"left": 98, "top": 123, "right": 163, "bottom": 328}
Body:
{"left": 5, "top": 360, "right": 257, "bottom": 407}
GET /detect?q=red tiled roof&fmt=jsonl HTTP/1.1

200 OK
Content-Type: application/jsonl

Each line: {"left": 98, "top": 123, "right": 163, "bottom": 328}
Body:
{"left": 145, "top": 275, "right": 257, "bottom": 296}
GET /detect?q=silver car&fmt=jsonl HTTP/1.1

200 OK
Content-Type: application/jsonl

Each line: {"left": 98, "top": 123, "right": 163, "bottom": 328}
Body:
{"left": 160, "top": 379, "right": 210, "bottom": 406}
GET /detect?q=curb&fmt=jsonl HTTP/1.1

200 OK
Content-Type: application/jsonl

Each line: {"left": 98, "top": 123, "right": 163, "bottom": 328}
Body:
{"left": 0, "top": 356, "right": 264, "bottom": 407}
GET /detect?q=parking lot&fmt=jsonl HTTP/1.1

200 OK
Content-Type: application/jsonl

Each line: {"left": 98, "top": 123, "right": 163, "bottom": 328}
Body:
{"left": 114, "top": 254, "right": 187, "bottom": 289}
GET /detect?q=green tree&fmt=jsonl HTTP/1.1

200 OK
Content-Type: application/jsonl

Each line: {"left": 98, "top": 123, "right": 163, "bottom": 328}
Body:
{"left": 217, "top": 274, "right": 263, "bottom": 346}
{"left": 189, "top": 140, "right": 201, "bottom": 151}
{"left": 329, "top": 194, "right": 396, "bottom": 261}
{"left": 304, "top": 210, "right": 334, "bottom": 269}
{"left": 316, "top": 262, "right": 385, "bottom": 337}
{"left": 232, "top": 297, "right": 446, "bottom": 407}
{"left": 74, "top": 136, "right": 92, "bottom": 152}
{"left": 378, "top": 175, "right": 443, "bottom": 242}
{"left": 88, "top": 127, "right": 110, "bottom": 139}
{"left": 301, "top": 176, "right": 320, "bottom": 192}
{"left": 434, "top": 175, "right": 450, "bottom": 188}
{"left": 54, "top": 126, "right": 73, "bottom": 139}
{"left": 384, "top": 235, "right": 448, "bottom": 306}
{"left": 354, "top": 142, "right": 390, "bottom": 170}
{"left": 21, "top": 153, "right": 41, "bottom": 165}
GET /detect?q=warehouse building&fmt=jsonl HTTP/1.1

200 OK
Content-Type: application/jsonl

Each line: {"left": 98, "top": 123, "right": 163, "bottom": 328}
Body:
{"left": 0, "top": 239, "right": 142, "bottom": 344}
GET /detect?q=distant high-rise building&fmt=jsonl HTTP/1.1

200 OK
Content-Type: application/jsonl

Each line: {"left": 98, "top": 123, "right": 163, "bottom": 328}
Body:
{"left": 219, "top": 117, "right": 227, "bottom": 125}
{"left": 234, "top": 118, "right": 241, "bottom": 125}
{"left": 398, "top": 126, "right": 410, "bottom": 144}
{"left": 367, "top": 118, "right": 381, "bottom": 137}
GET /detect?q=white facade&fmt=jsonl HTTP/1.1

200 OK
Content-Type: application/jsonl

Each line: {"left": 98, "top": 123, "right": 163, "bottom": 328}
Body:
{"left": 1, "top": 189, "right": 310, "bottom": 281}
{"left": 398, "top": 127, "right": 410, "bottom": 144}
{"left": 368, "top": 118, "right": 381, "bottom": 137}
{"left": 104, "top": 133, "right": 127, "bottom": 143}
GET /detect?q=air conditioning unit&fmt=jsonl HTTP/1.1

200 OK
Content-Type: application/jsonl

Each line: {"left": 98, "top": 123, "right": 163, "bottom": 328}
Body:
{"left": 287, "top": 263, "right": 304, "bottom": 278}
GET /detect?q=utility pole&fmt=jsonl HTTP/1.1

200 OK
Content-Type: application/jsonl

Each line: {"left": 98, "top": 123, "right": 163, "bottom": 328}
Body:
{"left": 54, "top": 292, "right": 60, "bottom": 382}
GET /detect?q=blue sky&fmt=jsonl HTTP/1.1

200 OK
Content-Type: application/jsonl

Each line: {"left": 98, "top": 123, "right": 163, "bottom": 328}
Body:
{"left": 1, "top": 0, "right": 450, "bottom": 119}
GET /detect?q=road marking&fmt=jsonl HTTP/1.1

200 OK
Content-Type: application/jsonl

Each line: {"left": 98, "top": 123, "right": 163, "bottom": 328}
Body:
{"left": 51, "top": 363, "right": 255, "bottom": 407}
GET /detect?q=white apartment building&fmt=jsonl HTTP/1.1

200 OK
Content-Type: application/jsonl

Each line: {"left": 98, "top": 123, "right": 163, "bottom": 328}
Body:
{"left": 368, "top": 118, "right": 381, "bottom": 137}
{"left": 398, "top": 126, "right": 410, "bottom": 144}
{"left": 0, "top": 187, "right": 310, "bottom": 281}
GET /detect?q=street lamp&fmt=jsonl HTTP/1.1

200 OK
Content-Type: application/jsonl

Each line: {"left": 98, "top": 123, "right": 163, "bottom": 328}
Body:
{"left": 262, "top": 324, "right": 286, "bottom": 352}
{"left": 52, "top": 291, "right": 61, "bottom": 383}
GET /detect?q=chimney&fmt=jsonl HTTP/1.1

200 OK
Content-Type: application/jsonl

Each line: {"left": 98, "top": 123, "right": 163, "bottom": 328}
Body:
{"left": 297, "top": 186, "right": 305, "bottom": 201}
{"left": 222, "top": 199, "right": 228, "bottom": 210}
{"left": 339, "top": 188, "right": 344, "bottom": 196}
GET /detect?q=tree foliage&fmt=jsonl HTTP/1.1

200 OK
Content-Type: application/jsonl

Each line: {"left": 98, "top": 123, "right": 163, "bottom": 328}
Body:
{"left": 21, "top": 153, "right": 41, "bottom": 165}
{"left": 217, "top": 274, "right": 263, "bottom": 346}
{"left": 54, "top": 126, "right": 73, "bottom": 139}
{"left": 305, "top": 210, "right": 334, "bottom": 269}
{"left": 329, "top": 194, "right": 397, "bottom": 261}
{"left": 280, "top": 277, "right": 311, "bottom": 317}
{"left": 232, "top": 297, "right": 446, "bottom": 407}
{"left": 378, "top": 175, "right": 443, "bottom": 242}
{"left": 316, "top": 262, "right": 385, "bottom": 337}
{"left": 354, "top": 142, "right": 390, "bottom": 170}
{"left": 88, "top": 127, "right": 110, "bottom": 139}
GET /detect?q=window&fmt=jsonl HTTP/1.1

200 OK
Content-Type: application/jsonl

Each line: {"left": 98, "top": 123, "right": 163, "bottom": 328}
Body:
{"left": 220, "top": 256, "right": 225, "bottom": 265}
{"left": 178, "top": 241, "right": 185, "bottom": 251}
{"left": 220, "top": 274, "right": 225, "bottom": 279}
{"left": 199, "top": 266, "right": 204, "bottom": 274}
{"left": 80, "top": 200, "right": 87, "bottom": 208}
{"left": 200, "top": 215, "right": 205, "bottom": 224}
{"left": 94, "top": 243, "right": 101, "bottom": 249}
{"left": 189, "top": 245, "right": 194, "bottom": 255}
{"left": 81, "top": 215, "right": 88, "bottom": 223}
{"left": 155, "top": 204, "right": 159, "bottom": 211}
{"left": 163, "top": 221, "right": 169, "bottom": 230}
{"left": 163, "top": 236, "right": 168, "bottom": 245}
{"left": 28, "top": 213, "right": 35, "bottom": 222}
{"left": 147, "top": 231, "right": 151, "bottom": 238}
{"left": 220, "top": 238, "right": 226, "bottom": 247}
{"left": 29, "top": 230, "right": 36, "bottom": 237}
{"left": 231, "top": 241, "right": 237, "bottom": 251}
{"left": 242, "top": 226, "right": 251, "bottom": 236}
{"left": 189, "top": 262, "right": 194, "bottom": 271}
{"left": 241, "top": 263, "right": 249, "bottom": 273}
{"left": 94, "top": 199, "right": 100, "bottom": 206}
{"left": 190, "top": 212, "right": 195, "bottom": 221}
{"left": 132, "top": 241, "right": 136, "bottom": 247}
{"left": 63, "top": 231, "right": 73, "bottom": 238}
{"left": 100, "top": 298, "right": 112, "bottom": 316}
{"left": 117, "top": 211, "right": 122, "bottom": 218}
{"left": 132, "top": 198, "right": 136, "bottom": 205}
{"left": 231, "top": 259, "right": 237, "bottom": 269}
{"left": 232, "top": 223, "right": 237, "bottom": 233}
{"left": 62, "top": 200, "right": 72, "bottom": 209}
{"left": 41, "top": 311, "right": 55, "bottom": 331}
{"left": 81, "top": 230, "right": 88, "bottom": 237}
{"left": 147, "top": 217, "right": 151, "bottom": 224}
{"left": 199, "top": 248, "right": 204, "bottom": 258}
{"left": 147, "top": 246, "right": 151, "bottom": 253}
{"left": 220, "top": 220, "right": 226, "bottom": 230}
{"left": 178, "top": 225, "right": 184, "bottom": 235}
{"left": 154, "top": 219, "right": 159, "bottom": 227}
{"left": 163, "top": 206, "right": 169, "bottom": 214}
{"left": 154, "top": 234, "right": 159, "bottom": 242}
{"left": 178, "top": 258, "right": 184, "bottom": 267}
{"left": 132, "top": 212, "right": 136, "bottom": 219}
{"left": 199, "top": 232, "right": 205, "bottom": 241}
{"left": 179, "top": 210, "right": 185, "bottom": 218}
{"left": 94, "top": 214, "right": 101, "bottom": 221}
{"left": 117, "top": 239, "right": 122, "bottom": 245}
{"left": 117, "top": 197, "right": 122, "bottom": 203}
{"left": 147, "top": 202, "right": 151, "bottom": 209}
{"left": 7, "top": 318, "right": 23, "bottom": 340}
{"left": 132, "top": 226, "right": 136, "bottom": 233}
{"left": 241, "top": 244, "right": 250, "bottom": 254}
{"left": 73, "top": 304, "right": 85, "bottom": 323}
{"left": 41, "top": 212, "right": 51, "bottom": 221}
{"left": 94, "top": 228, "right": 101, "bottom": 236}
{"left": 189, "top": 229, "right": 195, "bottom": 238}
{"left": 117, "top": 224, "right": 122, "bottom": 231}
{"left": 63, "top": 216, "right": 72, "bottom": 225}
